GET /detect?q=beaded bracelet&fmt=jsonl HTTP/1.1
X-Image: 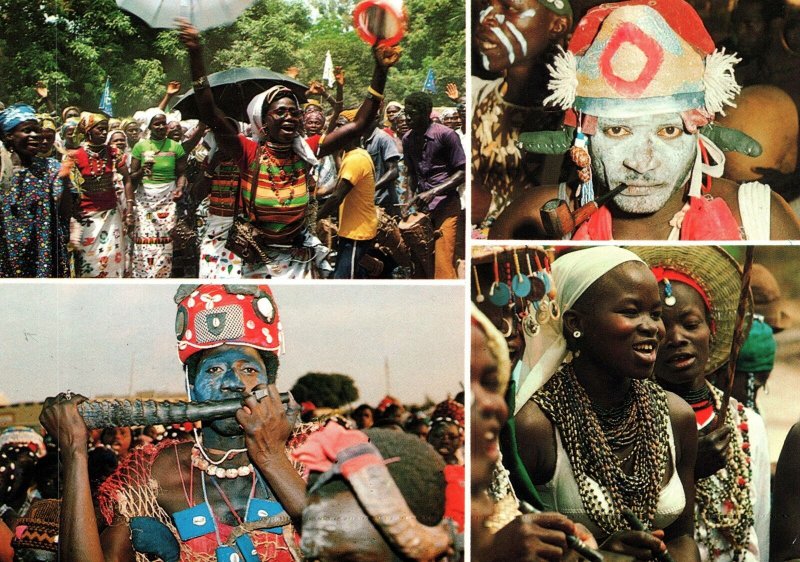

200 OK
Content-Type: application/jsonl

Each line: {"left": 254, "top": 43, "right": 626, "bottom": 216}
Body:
{"left": 193, "top": 76, "right": 209, "bottom": 90}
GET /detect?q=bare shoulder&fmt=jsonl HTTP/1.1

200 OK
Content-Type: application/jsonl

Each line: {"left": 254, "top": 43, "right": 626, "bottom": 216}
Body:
{"left": 663, "top": 390, "right": 697, "bottom": 462}
{"left": 514, "top": 399, "right": 556, "bottom": 481}
{"left": 489, "top": 183, "right": 565, "bottom": 239}
{"left": 664, "top": 390, "right": 695, "bottom": 429}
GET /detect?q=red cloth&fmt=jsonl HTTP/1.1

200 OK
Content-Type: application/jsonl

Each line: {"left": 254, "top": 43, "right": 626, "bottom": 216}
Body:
{"left": 572, "top": 194, "right": 742, "bottom": 240}
{"left": 290, "top": 422, "right": 370, "bottom": 474}
{"left": 305, "top": 134, "right": 321, "bottom": 154}
{"left": 678, "top": 195, "right": 741, "bottom": 240}
{"left": 650, "top": 266, "right": 716, "bottom": 333}
{"left": 443, "top": 464, "right": 465, "bottom": 532}
{"left": 72, "top": 146, "right": 119, "bottom": 212}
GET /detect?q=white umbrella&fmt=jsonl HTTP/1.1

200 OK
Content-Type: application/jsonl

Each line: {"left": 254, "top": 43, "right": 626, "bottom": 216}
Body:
{"left": 116, "top": 0, "right": 256, "bottom": 30}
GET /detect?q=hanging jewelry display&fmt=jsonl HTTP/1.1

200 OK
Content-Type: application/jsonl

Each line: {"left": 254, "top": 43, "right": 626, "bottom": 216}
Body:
{"left": 473, "top": 266, "right": 486, "bottom": 303}
{"left": 525, "top": 249, "right": 546, "bottom": 300}
{"left": 511, "top": 249, "right": 531, "bottom": 297}
{"left": 488, "top": 251, "right": 511, "bottom": 307}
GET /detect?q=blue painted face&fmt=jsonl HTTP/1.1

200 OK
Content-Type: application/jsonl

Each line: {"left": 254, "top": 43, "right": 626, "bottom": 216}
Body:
{"left": 191, "top": 345, "right": 268, "bottom": 403}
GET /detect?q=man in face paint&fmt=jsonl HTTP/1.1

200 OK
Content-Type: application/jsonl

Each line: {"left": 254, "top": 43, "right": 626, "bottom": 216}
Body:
{"left": 475, "top": 0, "right": 568, "bottom": 73}
{"left": 489, "top": 0, "right": 800, "bottom": 241}
{"left": 471, "top": 0, "right": 571, "bottom": 228}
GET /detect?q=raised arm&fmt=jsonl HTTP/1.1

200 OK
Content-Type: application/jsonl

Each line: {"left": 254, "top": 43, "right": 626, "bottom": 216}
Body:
{"left": 39, "top": 395, "right": 120, "bottom": 562}
{"left": 157, "top": 81, "right": 182, "bottom": 111}
{"left": 317, "top": 45, "right": 400, "bottom": 157}
{"left": 176, "top": 19, "right": 242, "bottom": 161}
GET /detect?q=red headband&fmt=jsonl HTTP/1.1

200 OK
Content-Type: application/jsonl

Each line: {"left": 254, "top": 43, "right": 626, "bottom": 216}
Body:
{"left": 651, "top": 266, "right": 715, "bottom": 333}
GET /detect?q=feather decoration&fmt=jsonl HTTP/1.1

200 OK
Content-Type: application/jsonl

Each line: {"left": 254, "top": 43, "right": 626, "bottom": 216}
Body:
{"left": 543, "top": 47, "right": 578, "bottom": 110}
{"left": 704, "top": 48, "right": 742, "bottom": 116}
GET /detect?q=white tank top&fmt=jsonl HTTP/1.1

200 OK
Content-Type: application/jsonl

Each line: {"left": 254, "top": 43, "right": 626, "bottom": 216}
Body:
{"left": 534, "top": 416, "right": 686, "bottom": 539}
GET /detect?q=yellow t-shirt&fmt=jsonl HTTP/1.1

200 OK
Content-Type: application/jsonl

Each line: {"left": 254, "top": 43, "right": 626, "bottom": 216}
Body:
{"left": 338, "top": 148, "right": 377, "bottom": 240}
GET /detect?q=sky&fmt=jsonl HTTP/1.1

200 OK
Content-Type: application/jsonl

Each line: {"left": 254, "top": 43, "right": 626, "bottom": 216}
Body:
{"left": 0, "top": 282, "right": 465, "bottom": 407}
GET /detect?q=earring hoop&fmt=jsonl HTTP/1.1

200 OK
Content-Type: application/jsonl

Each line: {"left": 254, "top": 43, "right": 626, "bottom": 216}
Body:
{"left": 573, "top": 330, "right": 582, "bottom": 338}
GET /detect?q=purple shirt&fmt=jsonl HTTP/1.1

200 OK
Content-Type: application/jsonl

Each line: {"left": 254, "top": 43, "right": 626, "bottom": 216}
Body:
{"left": 402, "top": 122, "right": 466, "bottom": 211}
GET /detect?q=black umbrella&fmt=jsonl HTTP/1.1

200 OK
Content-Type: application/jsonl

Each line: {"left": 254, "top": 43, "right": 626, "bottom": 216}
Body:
{"left": 172, "top": 67, "right": 308, "bottom": 122}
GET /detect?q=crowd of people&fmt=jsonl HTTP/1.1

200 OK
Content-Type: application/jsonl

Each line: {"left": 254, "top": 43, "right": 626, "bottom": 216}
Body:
{"left": 471, "top": 245, "right": 800, "bottom": 562}
{"left": 0, "top": 20, "right": 466, "bottom": 279}
{"left": 0, "top": 284, "right": 466, "bottom": 561}
{"left": 473, "top": 0, "right": 800, "bottom": 241}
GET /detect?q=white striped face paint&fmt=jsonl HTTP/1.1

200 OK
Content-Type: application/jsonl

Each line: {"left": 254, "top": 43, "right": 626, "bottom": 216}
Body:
{"left": 505, "top": 20, "right": 528, "bottom": 57}
{"left": 488, "top": 25, "right": 517, "bottom": 65}
{"left": 477, "top": 2, "right": 543, "bottom": 69}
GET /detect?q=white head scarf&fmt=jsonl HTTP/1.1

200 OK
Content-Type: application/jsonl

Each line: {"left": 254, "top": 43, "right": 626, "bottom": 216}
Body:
{"left": 143, "top": 107, "right": 167, "bottom": 129}
{"left": 514, "top": 246, "right": 646, "bottom": 414}
{"left": 246, "top": 86, "right": 317, "bottom": 166}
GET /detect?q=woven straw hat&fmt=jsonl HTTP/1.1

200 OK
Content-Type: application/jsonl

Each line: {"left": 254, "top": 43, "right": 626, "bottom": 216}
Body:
{"left": 628, "top": 246, "right": 752, "bottom": 374}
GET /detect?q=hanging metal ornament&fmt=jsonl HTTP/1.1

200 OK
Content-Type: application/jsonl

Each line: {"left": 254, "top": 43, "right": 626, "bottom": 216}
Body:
{"left": 488, "top": 251, "right": 511, "bottom": 307}
{"left": 543, "top": 254, "right": 561, "bottom": 320}
{"left": 525, "top": 249, "right": 546, "bottom": 300}
{"left": 511, "top": 249, "right": 531, "bottom": 297}
{"left": 472, "top": 265, "right": 485, "bottom": 303}
{"left": 523, "top": 301, "right": 540, "bottom": 336}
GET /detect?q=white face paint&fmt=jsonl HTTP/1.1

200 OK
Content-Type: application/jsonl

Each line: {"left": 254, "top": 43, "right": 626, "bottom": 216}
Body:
{"left": 505, "top": 20, "right": 528, "bottom": 57}
{"left": 590, "top": 113, "right": 697, "bottom": 214}
{"left": 488, "top": 25, "right": 516, "bottom": 65}
{"left": 478, "top": 5, "right": 493, "bottom": 22}
{"left": 519, "top": 8, "right": 537, "bottom": 17}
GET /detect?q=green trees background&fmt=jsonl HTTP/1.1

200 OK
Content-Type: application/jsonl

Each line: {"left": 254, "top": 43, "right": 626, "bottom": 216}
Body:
{"left": 0, "top": 0, "right": 465, "bottom": 117}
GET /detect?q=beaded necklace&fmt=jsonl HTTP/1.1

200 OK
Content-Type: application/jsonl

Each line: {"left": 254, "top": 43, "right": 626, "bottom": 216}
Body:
{"left": 695, "top": 385, "right": 754, "bottom": 561}
{"left": 259, "top": 144, "right": 303, "bottom": 206}
{"left": 532, "top": 362, "right": 671, "bottom": 536}
{"left": 83, "top": 144, "right": 110, "bottom": 177}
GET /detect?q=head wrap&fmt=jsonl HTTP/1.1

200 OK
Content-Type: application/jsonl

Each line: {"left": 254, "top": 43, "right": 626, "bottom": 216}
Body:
{"left": 246, "top": 85, "right": 300, "bottom": 141}
{"left": 132, "top": 111, "right": 148, "bottom": 129}
{"left": 339, "top": 108, "right": 358, "bottom": 123}
{"left": 246, "top": 86, "right": 317, "bottom": 165}
{"left": 736, "top": 318, "right": 776, "bottom": 372}
{"left": 174, "top": 284, "right": 284, "bottom": 364}
{"left": 304, "top": 99, "right": 323, "bottom": 112}
{"left": 651, "top": 266, "right": 714, "bottom": 332}
{"left": 543, "top": 0, "right": 739, "bottom": 119}
{"left": 106, "top": 128, "right": 129, "bottom": 150}
{"left": 0, "top": 426, "right": 46, "bottom": 457}
{"left": 60, "top": 117, "right": 79, "bottom": 140}
{"left": 61, "top": 106, "right": 80, "bottom": 123}
{"left": 11, "top": 499, "right": 60, "bottom": 553}
{"left": 384, "top": 101, "right": 404, "bottom": 126}
{"left": 471, "top": 304, "right": 511, "bottom": 397}
{"left": 441, "top": 108, "right": 459, "bottom": 119}
{"left": 37, "top": 114, "right": 56, "bottom": 131}
{"left": 0, "top": 103, "right": 37, "bottom": 135}
{"left": 629, "top": 245, "right": 748, "bottom": 374}
{"left": 515, "top": 247, "right": 645, "bottom": 414}
{"left": 166, "top": 110, "right": 182, "bottom": 125}
{"left": 143, "top": 107, "right": 166, "bottom": 129}
{"left": 75, "top": 112, "right": 108, "bottom": 145}
{"left": 430, "top": 399, "right": 464, "bottom": 430}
